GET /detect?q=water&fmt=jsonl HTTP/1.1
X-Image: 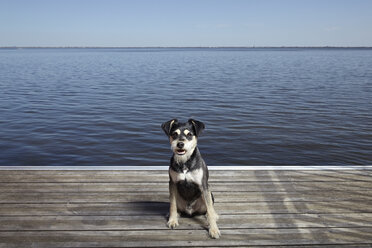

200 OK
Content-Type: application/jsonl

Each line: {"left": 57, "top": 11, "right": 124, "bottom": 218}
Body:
{"left": 0, "top": 48, "right": 371, "bottom": 166}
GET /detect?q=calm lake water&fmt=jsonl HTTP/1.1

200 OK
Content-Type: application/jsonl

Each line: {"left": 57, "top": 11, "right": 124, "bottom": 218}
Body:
{"left": 0, "top": 48, "right": 371, "bottom": 166}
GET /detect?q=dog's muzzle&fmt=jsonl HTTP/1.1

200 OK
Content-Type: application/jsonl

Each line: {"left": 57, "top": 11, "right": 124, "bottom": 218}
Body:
{"left": 176, "top": 142, "right": 186, "bottom": 155}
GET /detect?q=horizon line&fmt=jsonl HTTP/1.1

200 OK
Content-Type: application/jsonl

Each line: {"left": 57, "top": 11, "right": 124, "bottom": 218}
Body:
{"left": 1, "top": 46, "right": 372, "bottom": 49}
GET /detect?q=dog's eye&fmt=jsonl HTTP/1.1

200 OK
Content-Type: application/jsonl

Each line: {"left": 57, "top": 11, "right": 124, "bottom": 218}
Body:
{"left": 171, "top": 133, "right": 178, "bottom": 139}
{"left": 186, "top": 133, "right": 193, "bottom": 138}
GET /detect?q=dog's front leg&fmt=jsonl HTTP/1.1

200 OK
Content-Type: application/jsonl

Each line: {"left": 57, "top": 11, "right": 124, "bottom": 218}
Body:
{"left": 202, "top": 188, "right": 221, "bottom": 239}
{"left": 167, "top": 181, "right": 179, "bottom": 229}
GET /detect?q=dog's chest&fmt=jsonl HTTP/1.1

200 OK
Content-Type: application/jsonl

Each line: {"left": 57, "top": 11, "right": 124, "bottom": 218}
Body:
{"left": 169, "top": 168, "right": 203, "bottom": 186}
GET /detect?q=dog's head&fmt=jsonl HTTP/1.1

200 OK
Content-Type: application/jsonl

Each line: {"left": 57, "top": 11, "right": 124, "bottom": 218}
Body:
{"left": 162, "top": 119, "right": 205, "bottom": 163}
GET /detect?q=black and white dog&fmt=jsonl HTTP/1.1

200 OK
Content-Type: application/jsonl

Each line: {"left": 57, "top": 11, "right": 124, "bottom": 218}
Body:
{"left": 161, "top": 119, "right": 220, "bottom": 239}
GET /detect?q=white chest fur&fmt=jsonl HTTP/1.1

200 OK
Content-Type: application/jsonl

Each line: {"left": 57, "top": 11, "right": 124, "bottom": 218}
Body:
{"left": 169, "top": 168, "right": 203, "bottom": 186}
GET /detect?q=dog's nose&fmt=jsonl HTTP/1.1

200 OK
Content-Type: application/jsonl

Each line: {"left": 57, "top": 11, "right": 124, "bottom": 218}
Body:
{"left": 177, "top": 142, "right": 184, "bottom": 149}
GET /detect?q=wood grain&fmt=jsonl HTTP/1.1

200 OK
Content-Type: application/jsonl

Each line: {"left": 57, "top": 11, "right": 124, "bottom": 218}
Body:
{"left": 0, "top": 169, "right": 371, "bottom": 247}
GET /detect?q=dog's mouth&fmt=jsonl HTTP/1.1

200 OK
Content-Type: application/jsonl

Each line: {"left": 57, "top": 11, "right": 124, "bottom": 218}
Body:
{"left": 176, "top": 149, "right": 186, "bottom": 155}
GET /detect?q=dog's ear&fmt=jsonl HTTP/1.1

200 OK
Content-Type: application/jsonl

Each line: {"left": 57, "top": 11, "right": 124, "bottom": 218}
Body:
{"left": 161, "top": 119, "right": 178, "bottom": 136}
{"left": 188, "top": 119, "right": 205, "bottom": 137}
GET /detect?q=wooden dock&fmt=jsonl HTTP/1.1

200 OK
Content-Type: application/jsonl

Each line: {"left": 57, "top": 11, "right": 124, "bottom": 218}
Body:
{"left": 0, "top": 167, "right": 372, "bottom": 247}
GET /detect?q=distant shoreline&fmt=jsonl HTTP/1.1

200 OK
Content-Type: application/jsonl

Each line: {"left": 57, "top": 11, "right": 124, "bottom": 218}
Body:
{"left": 1, "top": 46, "right": 372, "bottom": 49}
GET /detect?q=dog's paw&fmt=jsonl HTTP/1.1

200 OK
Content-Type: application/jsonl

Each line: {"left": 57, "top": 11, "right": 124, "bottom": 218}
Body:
{"left": 167, "top": 218, "right": 179, "bottom": 229}
{"left": 209, "top": 226, "right": 221, "bottom": 239}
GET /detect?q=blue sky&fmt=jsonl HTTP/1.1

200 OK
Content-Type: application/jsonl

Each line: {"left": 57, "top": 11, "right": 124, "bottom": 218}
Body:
{"left": 1, "top": 0, "right": 371, "bottom": 47}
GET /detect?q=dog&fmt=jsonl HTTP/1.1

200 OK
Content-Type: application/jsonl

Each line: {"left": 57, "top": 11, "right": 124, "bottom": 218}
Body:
{"left": 161, "top": 118, "right": 220, "bottom": 239}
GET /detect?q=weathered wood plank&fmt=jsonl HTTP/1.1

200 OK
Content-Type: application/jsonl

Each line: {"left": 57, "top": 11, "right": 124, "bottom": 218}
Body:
{"left": 0, "top": 180, "right": 370, "bottom": 193}
{"left": 1, "top": 191, "right": 372, "bottom": 203}
{"left": 0, "top": 201, "right": 371, "bottom": 216}
{"left": 1, "top": 170, "right": 371, "bottom": 183}
{"left": 1, "top": 228, "right": 372, "bottom": 247}
{"left": 1, "top": 213, "right": 372, "bottom": 231}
